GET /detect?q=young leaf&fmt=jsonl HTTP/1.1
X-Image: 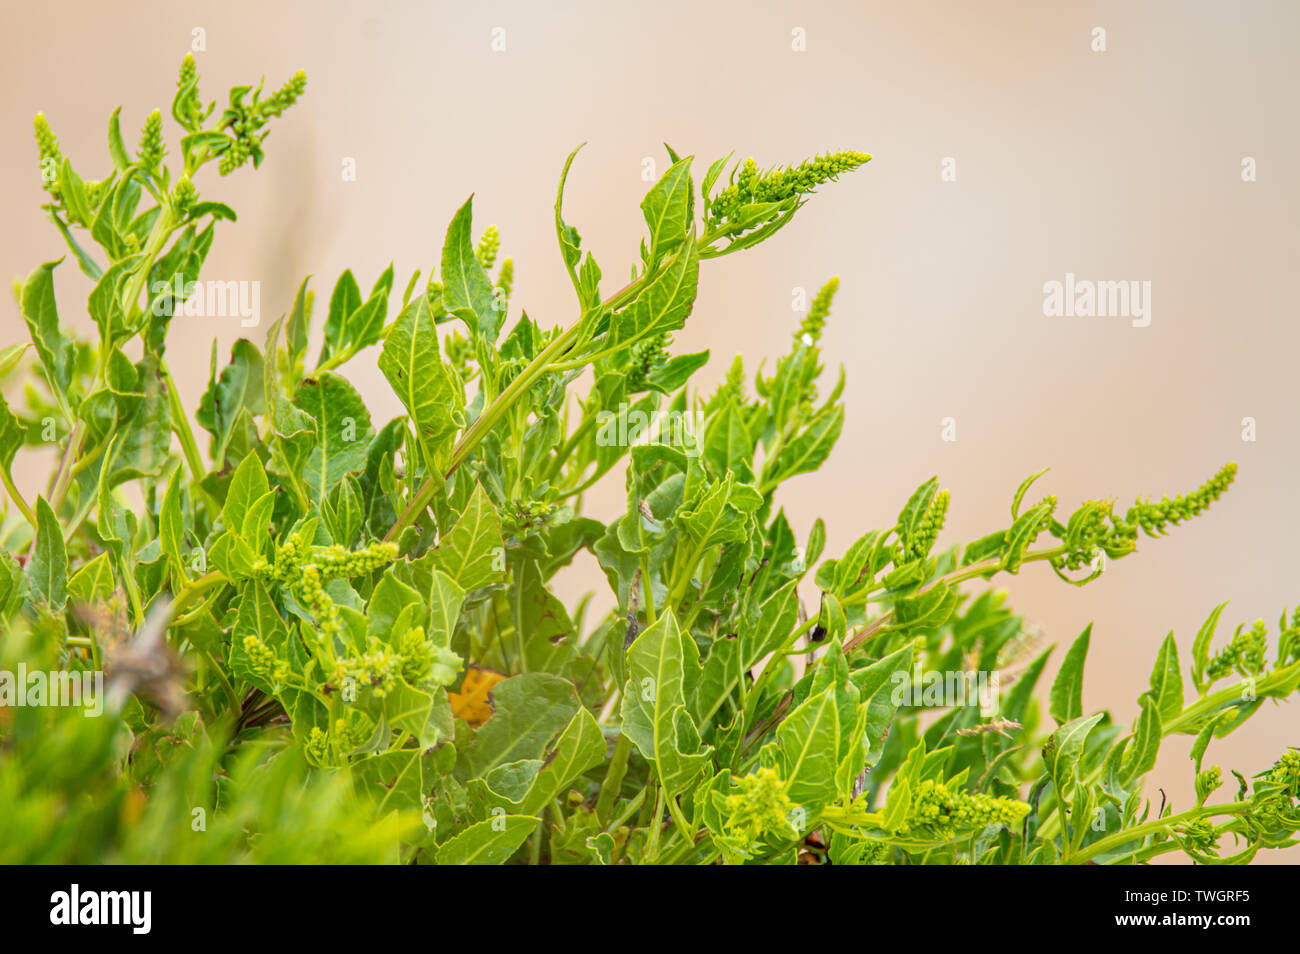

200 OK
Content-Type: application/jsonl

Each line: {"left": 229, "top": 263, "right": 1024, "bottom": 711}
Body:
{"left": 1142, "top": 631, "right": 1184, "bottom": 723}
{"left": 27, "top": 496, "right": 68, "bottom": 611}
{"left": 20, "top": 260, "right": 73, "bottom": 398}
{"left": 440, "top": 196, "right": 501, "bottom": 341}
{"left": 1048, "top": 624, "right": 1091, "bottom": 724}
{"left": 640, "top": 156, "right": 694, "bottom": 267}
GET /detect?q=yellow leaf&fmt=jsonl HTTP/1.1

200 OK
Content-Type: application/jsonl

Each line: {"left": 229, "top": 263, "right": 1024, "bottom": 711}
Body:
{"left": 448, "top": 664, "right": 506, "bottom": 728}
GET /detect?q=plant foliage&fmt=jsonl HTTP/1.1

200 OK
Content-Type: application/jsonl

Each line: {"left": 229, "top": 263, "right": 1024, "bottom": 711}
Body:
{"left": 2, "top": 59, "right": 1296, "bottom": 865}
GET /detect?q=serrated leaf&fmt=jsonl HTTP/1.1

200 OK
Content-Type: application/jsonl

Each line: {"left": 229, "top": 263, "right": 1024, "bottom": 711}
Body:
{"left": 775, "top": 681, "right": 859, "bottom": 811}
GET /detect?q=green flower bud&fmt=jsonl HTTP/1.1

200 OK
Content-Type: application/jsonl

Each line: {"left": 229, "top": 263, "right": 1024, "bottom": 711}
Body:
{"left": 475, "top": 225, "right": 501, "bottom": 270}
{"left": 723, "top": 767, "right": 798, "bottom": 849}
{"left": 138, "top": 109, "right": 165, "bottom": 170}
{"left": 33, "top": 113, "right": 62, "bottom": 197}
{"left": 1195, "top": 765, "right": 1222, "bottom": 804}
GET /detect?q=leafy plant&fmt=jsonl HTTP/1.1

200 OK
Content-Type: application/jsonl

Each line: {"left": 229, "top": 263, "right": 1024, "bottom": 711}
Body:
{"left": 2, "top": 57, "right": 1296, "bottom": 865}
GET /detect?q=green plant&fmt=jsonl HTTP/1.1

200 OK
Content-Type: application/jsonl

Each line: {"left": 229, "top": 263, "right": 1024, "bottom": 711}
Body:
{"left": 2, "top": 58, "right": 1296, "bottom": 865}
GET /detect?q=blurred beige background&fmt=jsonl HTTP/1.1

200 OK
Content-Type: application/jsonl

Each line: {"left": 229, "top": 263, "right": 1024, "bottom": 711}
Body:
{"left": 2, "top": 0, "right": 1296, "bottom": 862}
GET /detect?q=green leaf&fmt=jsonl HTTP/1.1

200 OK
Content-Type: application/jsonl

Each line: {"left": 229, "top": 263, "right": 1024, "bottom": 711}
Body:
{"left": 436, "top": 814, "right": 537, "bottom": 865}
{"left": 352, "top": 750, "right": 426, "bottom": 816}
{"left": 293, "top": 372, "right": 374, "bottom": 504}
{"left": 378, "top": 295, "right": 462, "bottom": 469}
{"left": 320, "top": 269, "right": 361, "bottom": 364}
{"left": 1002, "top": 498, "right": 1054, "bottom": 572}
{"left": 441, "top": 196, "right": 501, "bottom": 341}
{"left": 555, "top": 145, "right": 585, "bottom": 285}
{"left": 222, "top": 452, "right": 273, "bottom": 549}
{"left": 1191, "top": 601, "right": 1229, "bottom": 694}
{"left": 285, "top": 276, "right": 312, "bottom": 363}
{"left": 893, "top": 582, "right": 957, "bottom": 633}
{"left": 159, "top": 466, "right": 186, "bottom": 580}
{"left": 775, "top": 680, "right": 860, "bottom": 812}
{"left": 467, "top": 672, "right": 579, "bottom": 778}
{"left": 196, "top": 339, "right": 265, "bottom": 468}
{"left": 1048, "top": 624, "right": 1091, "bottom": 724}
{"left": 1120, "top": 696, "right": 1162, "bottom": 786}
{"left": 67, "top": 552, "right": 115, "bottom": 605}
{"left": 366, "top": 568, "right": 423, "bottom": 641}
{"left": 1142, "top": 632, "right": 1184, "bottom": 723}
{"left": 230, "top": 580, "right": 289, "bottom": 693}
{"left": 87, "top": 256, "right": 140, "bottom": 348}
{"left": 882, "top": 740, "right": 925, "bottom": 832}
{"left": 108, "top": 356, "right": 171, "bottom": 485}
{"left": 620, "top": 612, "right": 713, "bottom": 796}
{"left": 896, "top": 477, "right": 939, "bottom": 545}
{"left": 1011, "top": 467, "right": 1050, "bottom": 519}
{"left": 107, "top": 107, "right": 132, "bottom": 172}
{"left": 608, "top": 236, "right": 699, "bottom": 349}
{"left": 425, "top": 567, "right": 466, "bottom": 647}
{"left": 677, "top": 473, "right": 763, "bottom": 551}
{"left": 428, "top": 483, "right": 504, "bottom": 592}
{"left": 516, "top": 708, "right": 606, "bottom": 815}
{"left": 766, "top": 405, "right": 844, "bottom": 487}
{"left": 695, "top": 579, "right": 798, "bottom": 723}
{"left": 1041, "top": 712, "right": 1104, "bottom": 790}
{"left": 20, "top": 260, "right": 73, "bottom": 397}
{"left": 640, "top": 156, "right": 694, "bottom": 267}
{"left": 27, "top": 496, "right": 67, "bottom": 611}
{"left": 0, "top": 393, "right": 27, "bottom": 470}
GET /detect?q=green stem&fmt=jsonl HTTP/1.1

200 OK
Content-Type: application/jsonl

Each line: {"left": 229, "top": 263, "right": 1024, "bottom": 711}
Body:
{"left": 1037, "top": 660, "right": 1300, "bottom": 841}
{"left": 596, "top": 732, "right": 633, "bottom": 825}
{"left": 1, "top": 466, "right": 36, "bottom": 527}
{"left": 1066, "top": 802, "right": 1251, "bottom": 865}
{"left": 160, "top": 361, "right": 206, "bottom": 485}
{"left": 171, "top": 569, "right": 229, "bottom": 618}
